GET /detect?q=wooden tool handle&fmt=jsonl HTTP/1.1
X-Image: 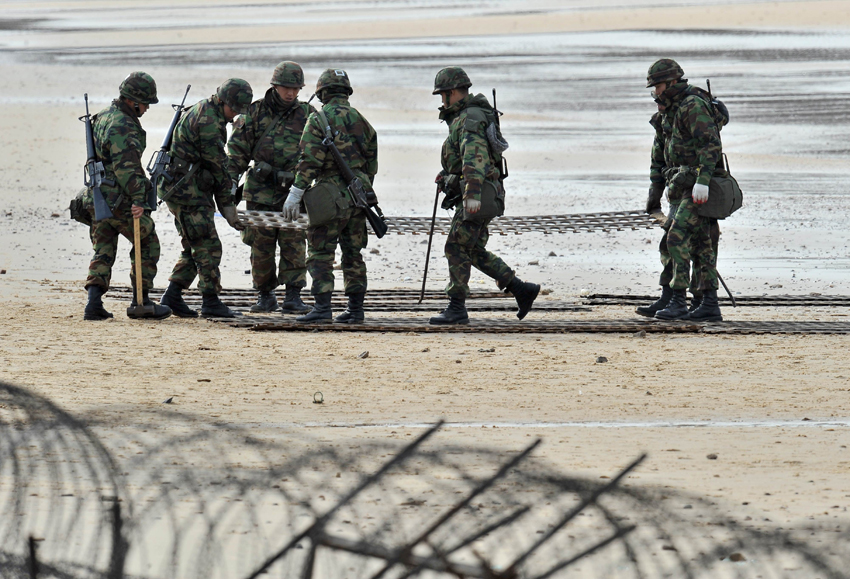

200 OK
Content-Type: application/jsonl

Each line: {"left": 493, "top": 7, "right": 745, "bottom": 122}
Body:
{"left": 133, "top": 216, "right": 143, "bottom": 303}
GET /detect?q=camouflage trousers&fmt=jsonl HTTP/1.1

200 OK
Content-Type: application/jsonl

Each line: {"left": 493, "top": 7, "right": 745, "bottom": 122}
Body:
{"left": 241, "top": 202, "right": 307, "bottom": 291}
{"left": 86, "top": 207, "right": 159, "bottom": 291}
{"left": 444, "top": 206, "right": 515, "bottom": 298}
{"left": 660, "top": 197, "right": 719, "bottom": 292}
{"left": 166, "top": 202, "right": 223, "bottom": 295}
{"left": 306, "top": 204, "right": 367, "bottom": 296}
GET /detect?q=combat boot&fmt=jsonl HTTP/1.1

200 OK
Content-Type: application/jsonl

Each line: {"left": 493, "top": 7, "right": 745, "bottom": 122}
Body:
{"left": 334, "top": 292, "right": 365, "bottom": 323}
{"left": 429, "top": 296, "right": 469, "bottom": 325}
{"left": 636, "top": 286, "right": 673, "bottom": 318}
{"left": 689, "top": 293, "right": 703, "bottom": 313}
{"left": 250, "top": 290, "right": 279, "bottom": 313}
{"left": 200, "top": 293, "right": 239, "bottom": 318}
{"left": 506, "top": 277, "right": 540, "bottom": 320}
{"left": 127, "top": 290, "right": 172, "bottom": 320}
{"left": 280, "top": 285, "right": 310, "bottom": 314}
{"left": 160, "top": 282, "right": 198, "bottom": 318}
{"left": 654, "top": 289, "right": 689, "bottom": 320}
{"left": 688, "top": 289, "right": 723, "bottom": 322}
{"left": 296, "top": 292, "right": 332, "bottom": 323}
{"left": 84, "top": 285, "right": 113, "bottom": 321}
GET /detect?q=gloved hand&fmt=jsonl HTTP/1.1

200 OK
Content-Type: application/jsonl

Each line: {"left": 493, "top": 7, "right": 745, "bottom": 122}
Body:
{"left": 283, "top": 186, "right": 305, "bottom": 221}
{"left": 692, "top": 183, "right": 709, "bottom": 204}
{"left": 221, "top": 205, "right": 245, "bottom": 231}
{"left": 463, "top": 197, "right": 481, "bottom": 214}
{"left": 645, "top": 186, "right": 664, "bottom": 214}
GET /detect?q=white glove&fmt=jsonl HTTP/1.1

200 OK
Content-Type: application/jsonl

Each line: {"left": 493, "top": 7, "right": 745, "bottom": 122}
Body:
{"left": 692, "top": 183, "right": 709, "bottom": 204}
{"left": 283, "top": 186, "right": 305, "bottom": 221}
{"left": 463, "top": 198, "right": 481, "bottom": 214}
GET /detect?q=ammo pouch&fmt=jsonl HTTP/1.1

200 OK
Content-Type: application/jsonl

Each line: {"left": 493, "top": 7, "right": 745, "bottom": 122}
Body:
{"left": 276, "top": 170, "right": 295, "bottom": 191}
{"left": 303, "top": 181, "right": 348, "bottom": 227}
{"left": 463, "top": 180, "right": 505, "bottom": 223}
{"left": 698, "top": 168, "right": 743, "bottom": 219}
{"left": 252, "top": 161, "right": 275, "bottom": 182}
{"left": 69, "top": 187, "right": 93, "bottom": 227}
{"left": 664, "top": 166, "right": 697, "bottom": 196}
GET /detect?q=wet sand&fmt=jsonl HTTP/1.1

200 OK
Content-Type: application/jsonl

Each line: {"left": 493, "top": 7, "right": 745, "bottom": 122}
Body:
{"left": 0, "top": 0, "right": 849, "bottom": 561}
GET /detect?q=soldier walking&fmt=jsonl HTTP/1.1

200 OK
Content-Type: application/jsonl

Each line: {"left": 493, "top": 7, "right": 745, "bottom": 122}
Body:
{"left": 428, "top": 67, "right": 539, "bottom": 325}
{"left": 638, "top": 59, "right": 726, "bottom": 322}
{"left": 227, "top": 62, "right": 314, "bottom": 314}
{"left": 84, "top": 72, "right": 171, "bottom": 321}
{"left": 283, "top": 69, "right": 377, "bottom": 323}
{"left": 158, "top": 79, "right": 252, "bottom": 318}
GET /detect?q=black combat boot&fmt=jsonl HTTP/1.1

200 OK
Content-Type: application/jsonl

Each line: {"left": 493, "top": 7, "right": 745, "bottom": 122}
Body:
{"left": 636, "top": 286, "right": 673, "bottom": 318}
{"left": 506, "top": 277, "right": 540, "bottom": 320}
{"left": 296, "top": 292, "right": 332, "bottom": 323}
{"left": 84, "top": 285, "right": 113, "bottom": 321}
{"left": 250, "top": 290, "right": 279, "bottom": 313}
{"left": 280, "top": 285, "right": 309, "bottom": 314}
{"left": 654, "top": 288, "right": 689, "bottom": 320}
{"left": 429, "top": 296, "right": 469, "bottom": 325}
{"left": 688, "top": 293, "right": 703, "bottom": 313}
{"left": 160, "top": 282, "right": 198, "bottom": 318}
{"left": 688, "top": 289, "right": 723, "bottom": 322}
{"left": 334, "top": 292, "right": 365, "bottom": 324}
{"left": 127, "top": 290, "right": 172, "bottom": 320}
{"left": 200, "top": 293, "right": 239, "bottom": 318}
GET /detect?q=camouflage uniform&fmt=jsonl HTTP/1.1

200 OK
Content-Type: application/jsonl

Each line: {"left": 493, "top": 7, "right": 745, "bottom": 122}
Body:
{"left": 439, "top": 93, "right": 515, "bottom": 298}
{"left": 228, "top": 87, "right": 314, "bottom": 292}
{"left": 649, "top": 81, "right": 723, "bottom": 292}
{"left": 293, "top": 87, "right": 377, "bottom": 297}
{"left": 86, "top": 98, "right": 160, "bottom": 292}
{"left": 159, "top": 94, "right": 237, "bottom": 295}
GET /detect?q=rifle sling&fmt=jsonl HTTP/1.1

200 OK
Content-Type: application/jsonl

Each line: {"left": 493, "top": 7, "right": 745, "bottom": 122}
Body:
{"left": 315, "top": 108, "right": 352, "bottom": 184}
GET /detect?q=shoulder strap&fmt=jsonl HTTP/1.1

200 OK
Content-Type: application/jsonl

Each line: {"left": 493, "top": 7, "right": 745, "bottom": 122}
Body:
{"left": 315, "top": 107, "right": 334, "bottom": 141}
{"left": 250, "top": 109, "right": 285, "bottom": 160}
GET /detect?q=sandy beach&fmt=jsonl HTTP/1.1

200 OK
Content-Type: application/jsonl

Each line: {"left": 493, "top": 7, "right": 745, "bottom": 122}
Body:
{"left": 0, "top": 0, "right": 849, "bottom": 575}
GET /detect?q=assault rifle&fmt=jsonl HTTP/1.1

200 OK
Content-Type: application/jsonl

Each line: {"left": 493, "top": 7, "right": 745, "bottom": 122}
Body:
{"left": 492, "top": 88, "right": 509, "bottom": 181}
{"left": 80, "top": 94, "right": 114, "bottom": 222}
{"left": 147, "top": 84, "right": 191, "bottom": 209}
{"left": 316, "top": 109, "right": 388, "bottom": 238}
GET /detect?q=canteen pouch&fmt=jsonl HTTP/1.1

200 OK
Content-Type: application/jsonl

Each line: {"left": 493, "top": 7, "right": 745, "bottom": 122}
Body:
{"left": 276, "top": 170, "right": 295, "bottom": 191}
{"left": 69, "top": 187, "right": 93, "bottom": 226}
{"left": 463, "top": 179, "right": 505, "bottom": 222}
{"left": 303, "top": 181, "right": 343, "bottom": 227}
{"left": 252, "top": 161, "right": 274, "bottom": 182}
{"left": 697, "top": 168, "right": 743, "bottom": 219}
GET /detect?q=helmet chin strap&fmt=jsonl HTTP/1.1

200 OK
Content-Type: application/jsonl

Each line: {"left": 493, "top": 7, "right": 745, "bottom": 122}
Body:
{"left": 133, "top": 102, "right": 142, "bottom": 116}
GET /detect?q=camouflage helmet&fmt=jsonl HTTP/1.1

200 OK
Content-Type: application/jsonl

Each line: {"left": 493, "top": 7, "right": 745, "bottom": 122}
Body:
{"left": 316, "top": 68, "right": 352, "bottom": 95}
{"left": 271, "top": 61, "right": 305, "bottom": 88}
{"left": 432, "top": 66, "right": 471, "bottom": 95}
{"left": 217, "top": 78, "right": 253, "bottom": 114}
{"left": 646, "top": 59, "right": 685, "bottom": 88}
{"left": 119, "top": 71, "right": 159, "bottom": 105}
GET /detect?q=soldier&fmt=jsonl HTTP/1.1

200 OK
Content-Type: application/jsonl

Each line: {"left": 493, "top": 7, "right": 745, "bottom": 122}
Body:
{"left": 639, "top": 59, "right": 725, "bottom": 322}
{"left": 84, "top": 72, "right": 171, "bottom": 321}
{"left": 227, "top": 62, "right": 314, "bottom": 313}
{"left": 428, "top": 66, "right": 539, "bottom": 325}
{"left": 157, "top": 79, "right": 252, "bottom": 318}
{"left": 282, "top": 69, "right": 377, "bottom": 323}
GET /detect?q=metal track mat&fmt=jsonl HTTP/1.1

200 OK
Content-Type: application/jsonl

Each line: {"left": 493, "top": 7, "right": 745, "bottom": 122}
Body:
{"left": 237, "top": 209, "right": 657, "bottom": 235}
{"left": 585, "top": 293, "right": 850, "bottom": 307}
{"left": 207, "top": 316, "right": 850, "bottom": 335}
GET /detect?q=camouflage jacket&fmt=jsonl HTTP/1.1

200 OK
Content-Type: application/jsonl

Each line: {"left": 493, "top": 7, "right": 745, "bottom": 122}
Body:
{"left": 292, "top": 94, "right": 378, "bottom": 195}
{"left": 649, "top": 82, "right": 723, "bottom": 202}
{"left": 227, "top": 88, "right": 315, "bottom": 207}
{"left": 439, "top": 93, "right": 501, "bottom": 203}
{"left": 158, "top": 95, "right": 233, "bottom": 209}
{"left": 93, "top": 99, "right": 152, "bottom": 209}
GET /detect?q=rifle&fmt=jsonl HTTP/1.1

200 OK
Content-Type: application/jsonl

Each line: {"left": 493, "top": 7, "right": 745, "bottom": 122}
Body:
{"left": 80, "top": 94, "right": 114, "bottom": 222}
{"left": 147, "top": 84, "right": 191, "bottom": 209}
{"left": 316, "top": 109, "right": 388, "bottom": 238}
{"left": 492, "top": 88, "right": 509, "bottom": 181}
